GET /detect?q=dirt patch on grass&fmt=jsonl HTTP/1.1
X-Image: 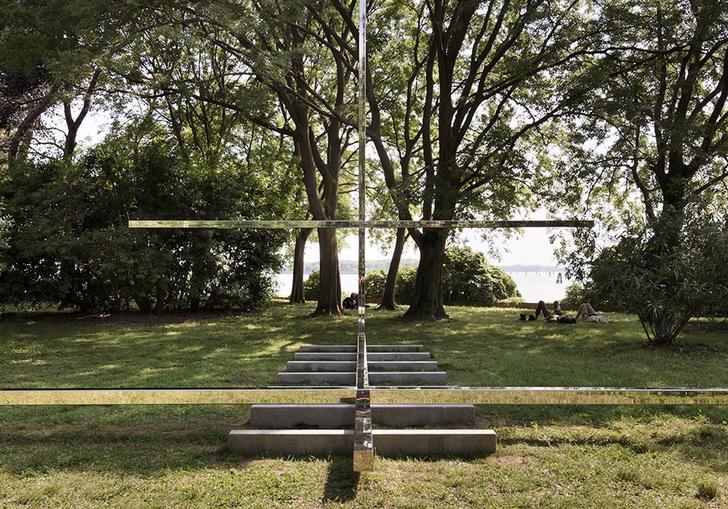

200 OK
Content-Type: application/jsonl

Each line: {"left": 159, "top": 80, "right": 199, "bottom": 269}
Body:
{"left": 487, "top": 454, "right": 529, "bottom": 466}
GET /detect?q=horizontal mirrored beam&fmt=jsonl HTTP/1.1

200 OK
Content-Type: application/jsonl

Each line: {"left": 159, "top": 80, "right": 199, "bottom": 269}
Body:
{"left": 0, "top": 388, "right": 355, "bottom": 405}
{"left": 129, "top": 220, "right": 594, "bottom": 229}
{"left": 370, "top": 387, "right": 728, "bottom": 405}
{"left": 2, "top": 387, "right": 728, "bottom": 406}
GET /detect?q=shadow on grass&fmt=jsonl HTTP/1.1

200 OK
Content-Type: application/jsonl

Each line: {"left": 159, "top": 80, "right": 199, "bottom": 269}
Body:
{"left": 0, "top": 405, "right": 726, "bottom": 478}
{"left": 322, "top": 456, "right": 360, "bottom": 503}
{"left": 479, "top": 405, "right": 728, "bottom": 475}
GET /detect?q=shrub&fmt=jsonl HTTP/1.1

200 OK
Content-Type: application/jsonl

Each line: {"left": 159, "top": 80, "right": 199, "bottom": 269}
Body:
{"left": 395, "top": 266, "right": 418, "bottom": 304}
{"left": 0, "top": 139, "right": 290, "bottom": 313}
{"left": 587, "top": 216, "right": 728, "bottom": 344}
{"left": 365, "top": 269, "right": 387, "bottom": 303}
{"left": 303, "top": 271, "right": 321, "bottom": 302}
{"left": 441, "top": 246, "right": 520, "bottom": 306}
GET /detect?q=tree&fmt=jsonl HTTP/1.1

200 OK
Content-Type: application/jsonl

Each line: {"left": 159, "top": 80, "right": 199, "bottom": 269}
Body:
{"left": 378, "top": 228, "right": 408, "bottom": 310}
{"left": 163, "top": 0, "right": 362, "bottom": 315}
{"left": 329, "top": 0, "right": 596, "bottom": 318}
{"left": 289, "top": 227, "right": 313, "bottom": 303}
{"left": 558, "top": 0, "right": 728, "bottom": 344}
{"left": 0, "top": 0, "right": 158, "bottom": 165}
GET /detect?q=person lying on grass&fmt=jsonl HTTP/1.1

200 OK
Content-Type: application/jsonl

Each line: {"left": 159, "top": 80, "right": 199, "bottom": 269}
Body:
{"left": 574, "top": 302, "right": 609, "bottom": 323}
{"left": 520, "top": 300, "right": 571, "bottom": 322}
{"left": 534, "top": 300, "right": 576, "bottom": 323}
{"left": 520, "top": 301, "right": 608, "bottom": 324}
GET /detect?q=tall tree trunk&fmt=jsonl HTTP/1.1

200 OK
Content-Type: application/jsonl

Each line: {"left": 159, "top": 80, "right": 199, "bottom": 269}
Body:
{"left": 379, "top": 228, "right": 407, "bottom": 310}
{"left": 403, "top": 229, "right": 448, "bottom": 319}
{"left": 315, "top": 228, "right": 342, "bottom": 315}
{"left": 289, "top": 227, "right": 312, "bottom": 303}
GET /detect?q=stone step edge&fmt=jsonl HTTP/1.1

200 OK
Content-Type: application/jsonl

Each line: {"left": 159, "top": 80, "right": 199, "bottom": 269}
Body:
{"left": 285, "top": 361, "right": 439, "bottom": 372}
{"left": 298, "top": 345, "right": 424, "bottom": 352}
{"left": 249, "top": 403, "right": 475, "bottom": 427}
{"left": 228, "top": 429, "right": 497, "bottom": 456}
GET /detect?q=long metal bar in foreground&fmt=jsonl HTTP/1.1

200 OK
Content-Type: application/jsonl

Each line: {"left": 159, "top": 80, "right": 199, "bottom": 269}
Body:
{"left": 0, "top": 388, "right": 354, "bottom": 405}
{"left": 128, "top": 219, "right": 594, "bottom": 229}
{"left": 369, "top": 387, "right": 728, "bottom": 405}
{"left": 353, "top": 333, "right": 373, "bottom": 471}
{"left": 352, "top": 0, "right": 374, "bottom": 473}
{"left": 3, "top": 387, "right": 728, "bottom": 406}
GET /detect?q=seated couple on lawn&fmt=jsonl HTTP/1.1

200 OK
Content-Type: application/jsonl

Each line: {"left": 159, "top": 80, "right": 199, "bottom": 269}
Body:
{"left": 520, "top": 301, "right": 608, "bottom": 324}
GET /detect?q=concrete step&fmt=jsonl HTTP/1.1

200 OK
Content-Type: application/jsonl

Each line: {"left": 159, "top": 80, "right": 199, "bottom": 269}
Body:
{"left": 298, "top": 344, "right": 423, "bottom": 353}
{"left": 228, "top": 429, "right": 496, "bottom": 456}
{"left": 293, "top": 352, "right": 431, "bottom": 361}
{"left": 250, "top": 404, "right": 475, "bottom": 428}
{"left": 286, "top": 361, "right": 439, "bottom": 372}
{"left": 275, "top": 371, "right": 447, "bottom": 386}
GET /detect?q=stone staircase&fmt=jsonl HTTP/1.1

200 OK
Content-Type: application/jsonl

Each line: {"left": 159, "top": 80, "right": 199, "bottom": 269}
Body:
{"left": 228, "top": 344, "right": 496, "bottom": 458}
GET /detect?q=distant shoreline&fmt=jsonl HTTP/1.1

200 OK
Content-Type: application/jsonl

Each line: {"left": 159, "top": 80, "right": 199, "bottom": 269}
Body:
{"left": 280, "top": 260, "right": 566, "bottom": 275}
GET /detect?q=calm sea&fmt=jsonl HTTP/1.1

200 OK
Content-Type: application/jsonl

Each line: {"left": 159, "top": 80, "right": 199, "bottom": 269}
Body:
{"left": 275, "top": 270, "right": 570, "bottom": 303}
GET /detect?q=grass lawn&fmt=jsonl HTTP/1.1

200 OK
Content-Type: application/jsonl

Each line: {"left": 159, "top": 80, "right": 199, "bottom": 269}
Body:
{"left": 1, "top": 302, "right": 727, "bottom": 508}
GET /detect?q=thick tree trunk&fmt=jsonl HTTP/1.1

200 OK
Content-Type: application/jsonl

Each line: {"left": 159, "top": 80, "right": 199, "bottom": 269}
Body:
{"left": 289, "top": 228, "right": 312, "bottom": 304}
{"left": 63, "top": 123, "right": 79, "bottom": 161}
{"left": 403, "top": 229, "right": 448, "bottom": 319}
{"left": 314, "top": 228, "right": 342, "bottom": 315}
{"left": 379, "top": 228, "right": 407, "bottom": 310}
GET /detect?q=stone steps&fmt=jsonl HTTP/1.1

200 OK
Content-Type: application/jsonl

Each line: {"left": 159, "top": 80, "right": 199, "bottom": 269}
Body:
{"left": 228, "top": 429, "right": 496, "bottom": 456}
{"left": 298, "top": 344, "right": 423, "bottom": 353}
{"left": 249, "top": 403, "right": 475, "bottom": 428}
{"left": 293, "top": 352, "right": 431, "bottom": 361}
{"left": 286, "top": 360, "right": 440, "bottom": 372}
{"left": 274, "top": 371, "right": 448, "bottom": 386}
{"left": 228, "top": 342, "right": 496, "bottom": 460}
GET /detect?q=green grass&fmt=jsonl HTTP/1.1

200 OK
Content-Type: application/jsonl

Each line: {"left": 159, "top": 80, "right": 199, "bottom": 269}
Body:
{"left": 1, "top": 303, "right": 727, "bottom": 508}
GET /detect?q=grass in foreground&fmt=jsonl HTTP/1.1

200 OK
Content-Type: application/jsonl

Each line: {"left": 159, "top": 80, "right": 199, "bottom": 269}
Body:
{"left": 0, "top": 303, "right": 727, "bottom": 508}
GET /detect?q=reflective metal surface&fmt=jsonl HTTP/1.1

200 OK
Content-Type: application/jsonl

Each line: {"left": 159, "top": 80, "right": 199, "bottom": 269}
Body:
{"left": 3, "top": 387, "right": 727, "bottom": 406}
{"left": 0, "top": 388, "right": 354, "bottom": 405}
{"left": 369, "top": 387, "right": 728, "bottom": 405}
{"left": 129, "top": 219, "right": 594, "bottom": 229}
{"left": 351, "top": 0, "right": 375, "bottom": 473}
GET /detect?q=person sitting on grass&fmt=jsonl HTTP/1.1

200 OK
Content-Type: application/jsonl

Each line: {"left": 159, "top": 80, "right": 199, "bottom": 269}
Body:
{"left": 575, "top": 302, "right": 609, "bottom": 323}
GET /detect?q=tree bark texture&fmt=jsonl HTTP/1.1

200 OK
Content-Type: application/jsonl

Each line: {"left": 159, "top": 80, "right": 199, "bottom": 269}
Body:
{"left": 289, "top": 228, "right": 312, "bottom": 303}
{"left": 403, "top": 229, "right": 449, "bottom": 319}
{"left": 379, "top": 228, "right": 407, "bottom": 310}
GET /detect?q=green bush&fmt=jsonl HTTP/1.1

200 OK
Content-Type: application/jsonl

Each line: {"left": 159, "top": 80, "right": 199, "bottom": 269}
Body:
{"left": 587, "top": 216, "right": 728, "bottom": 344}
{"left": 303, "top": 271, "right": 321, "bottom": 302}
{"left": 441, "top": 246, "right": 520, "bottom": 306}
{"left": 365, "top": 269, "right": 387, "bottom": 303}
{"left": 0, "top": 138, "right": 290, "bottom": 313}
{"left": 395, "top": 266, "right": 418, "bottom": 304}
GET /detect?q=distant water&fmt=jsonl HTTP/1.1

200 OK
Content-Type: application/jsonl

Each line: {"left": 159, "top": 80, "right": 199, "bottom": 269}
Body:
{"left": 275, "top": 270, "right": 570, "bottom": 303}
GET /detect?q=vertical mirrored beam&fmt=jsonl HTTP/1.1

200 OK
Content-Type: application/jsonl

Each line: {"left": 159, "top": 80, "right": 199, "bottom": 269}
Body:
{"left": 353, "top": 0, "right": 374, "bottom": 472}
{"left": 353, "top": 387, "right": 374, "bottom": 471}
{"left": 357, "top": 0, "right": 367, "bottom": 342}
